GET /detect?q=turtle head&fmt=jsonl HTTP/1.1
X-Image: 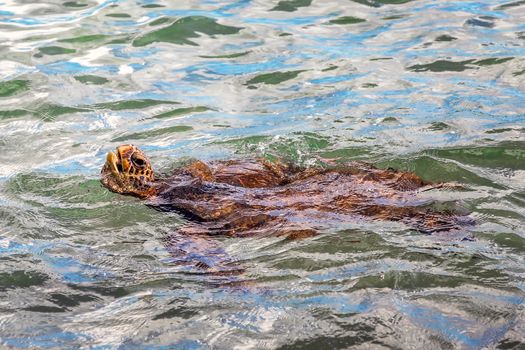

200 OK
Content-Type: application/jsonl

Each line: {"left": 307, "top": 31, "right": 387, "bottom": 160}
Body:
{"left": 101, "top": 144, "right": 156, "bottom": 198}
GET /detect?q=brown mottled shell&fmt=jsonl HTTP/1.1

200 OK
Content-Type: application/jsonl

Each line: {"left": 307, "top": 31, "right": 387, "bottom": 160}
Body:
{"left": 148, "top": 159, "right": 470, "bottom": 237}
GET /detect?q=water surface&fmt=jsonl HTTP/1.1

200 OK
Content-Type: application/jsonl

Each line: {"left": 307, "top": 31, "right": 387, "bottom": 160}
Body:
{"left": 0, "top": 0, "right": 524, "bottom": 348}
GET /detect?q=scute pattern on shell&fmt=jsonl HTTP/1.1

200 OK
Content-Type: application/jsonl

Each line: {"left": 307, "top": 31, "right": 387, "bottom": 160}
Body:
{"left": 149, "top": 158, "right": 470, "bottom": 237}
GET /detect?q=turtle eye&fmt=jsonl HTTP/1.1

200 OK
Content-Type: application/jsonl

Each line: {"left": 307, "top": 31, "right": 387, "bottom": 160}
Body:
{"left": 132, "top": 156, "right": 146, "bottom": 167}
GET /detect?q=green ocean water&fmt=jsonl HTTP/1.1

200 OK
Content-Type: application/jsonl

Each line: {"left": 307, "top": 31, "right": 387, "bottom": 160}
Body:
{"left": 0, "top": 0, "right": 524, "bottom": 348}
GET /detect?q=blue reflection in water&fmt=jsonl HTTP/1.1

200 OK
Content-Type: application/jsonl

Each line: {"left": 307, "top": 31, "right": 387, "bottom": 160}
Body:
{"left": 38, "top": 62, "right": 99, "bottom": 75}
{"left": 1, "top": 0, "right": 524, "bottom": 348}
{"left": 0, "top": 238, "right": 110, "bottom": 283}
{"left": 0, "top": 0, "right": 118, "bottom": 26}
{"left": 183, "top": 57, "right": 294, "bottom": 76}
{"left": 2, "top": 331, "right": 91, "bottom": 349}
{"left": 309, "top": 73, "right": 364, "bottom": 85}
{"left": 396, "top": 299, "right": 515, "bottom": 348}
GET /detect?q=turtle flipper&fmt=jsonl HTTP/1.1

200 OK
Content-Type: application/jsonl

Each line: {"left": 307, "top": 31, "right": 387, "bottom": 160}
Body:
{"left": 162, "top": 229, "right": 243, "bottom": 275}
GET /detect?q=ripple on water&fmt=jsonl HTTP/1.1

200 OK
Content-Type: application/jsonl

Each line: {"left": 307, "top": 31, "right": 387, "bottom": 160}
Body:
{"left": 132, "top": 16, "right": 243, "bottom": 47}
{"left": 0, "top": 0, "right": 524, "bottom": 348}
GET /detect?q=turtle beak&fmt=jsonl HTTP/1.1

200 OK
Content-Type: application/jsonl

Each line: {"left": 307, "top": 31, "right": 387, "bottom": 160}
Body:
{"left": 106, "top": 151, "right": 120, "bottom": 176}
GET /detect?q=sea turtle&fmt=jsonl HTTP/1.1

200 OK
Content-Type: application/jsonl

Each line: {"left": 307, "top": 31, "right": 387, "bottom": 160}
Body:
{"left": 101, "top": 144, "right": 470, "bottom": 271}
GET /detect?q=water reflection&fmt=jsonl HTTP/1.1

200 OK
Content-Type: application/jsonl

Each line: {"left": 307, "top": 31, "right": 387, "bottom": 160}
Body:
{"left": 0, "top": 0, "right": 524, "bottom": 348}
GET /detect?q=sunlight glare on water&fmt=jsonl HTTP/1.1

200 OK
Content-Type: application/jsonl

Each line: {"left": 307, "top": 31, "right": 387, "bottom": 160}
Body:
{"left": 0, "top": 0, "right": 524, "bottom": 348}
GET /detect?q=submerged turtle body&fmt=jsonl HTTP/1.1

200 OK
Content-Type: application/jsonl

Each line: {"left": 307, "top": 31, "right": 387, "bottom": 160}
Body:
{"left": 101, "top": 144, "right": 468, "bottom": 238}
